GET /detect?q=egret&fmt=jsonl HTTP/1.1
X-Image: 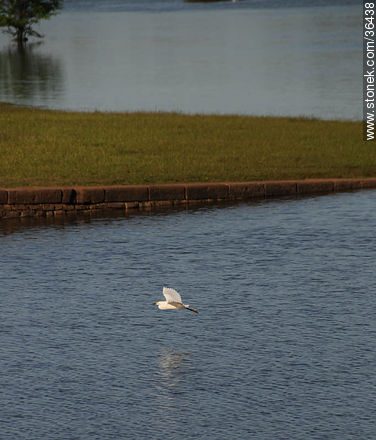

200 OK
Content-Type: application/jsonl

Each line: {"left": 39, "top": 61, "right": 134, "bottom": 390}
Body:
{"left": 154, "top": 287, "right": 198, "bottom": 314}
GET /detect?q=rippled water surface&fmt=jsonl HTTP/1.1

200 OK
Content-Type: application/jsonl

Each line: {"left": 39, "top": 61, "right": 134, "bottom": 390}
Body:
{"left": 0, "top": 0, "right": 360, "bottom": 119}
{"left": 1, "top": 191, "right": 376, "bottom": 439}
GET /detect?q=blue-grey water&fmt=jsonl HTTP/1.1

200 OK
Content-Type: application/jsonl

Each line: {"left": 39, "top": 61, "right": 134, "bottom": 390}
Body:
{"left": 0, "top": 0, "right": 360, "bottom": 119}
{"left": 1, "top": 190, "right": 376, "bottom": 439}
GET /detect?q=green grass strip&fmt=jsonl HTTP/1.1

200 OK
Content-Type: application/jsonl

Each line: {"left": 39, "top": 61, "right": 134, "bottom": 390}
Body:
{"left": 0, "top": 102, "right": 374, "bottom": 187}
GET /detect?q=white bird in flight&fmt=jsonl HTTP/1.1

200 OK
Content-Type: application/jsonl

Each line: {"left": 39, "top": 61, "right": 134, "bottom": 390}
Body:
{"left": 154, "top": 287, "right": 198, "bottom": 314}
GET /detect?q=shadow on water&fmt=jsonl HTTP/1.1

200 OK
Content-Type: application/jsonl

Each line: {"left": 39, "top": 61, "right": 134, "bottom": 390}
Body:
{"left": 0, "top": 44, "right": 64, "bottom": 103}
{"left": 0, "top": 191, "right": 363, "bottom": 236}
{"left": 0, "top": 198, "right": 269, "bottom": 236}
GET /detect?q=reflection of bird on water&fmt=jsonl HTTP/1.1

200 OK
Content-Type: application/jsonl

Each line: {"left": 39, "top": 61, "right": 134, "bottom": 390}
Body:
{"left": 154, "top": 287, "right": 198, "bottom": 314}
{"left": 157, "top": 349, "right": 192, "bottom": 385}
{"left": 154, "top": 350, "right": 190, "bottom": 403}
{"left": 159, "top": 350, "right": 186, "bottom": 376}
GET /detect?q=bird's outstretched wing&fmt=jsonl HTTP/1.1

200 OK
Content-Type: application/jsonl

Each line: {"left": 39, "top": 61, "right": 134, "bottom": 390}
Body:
{"left": 163, "top": 287, "right": 182, "bottom": 304}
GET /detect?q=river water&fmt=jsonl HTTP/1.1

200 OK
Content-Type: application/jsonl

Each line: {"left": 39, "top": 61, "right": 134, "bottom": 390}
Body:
{"left": 0, "top": 0, "right": 360, "bottom": 119}
{"left": 1, "top": 190, "right": 376, "bottom": 439}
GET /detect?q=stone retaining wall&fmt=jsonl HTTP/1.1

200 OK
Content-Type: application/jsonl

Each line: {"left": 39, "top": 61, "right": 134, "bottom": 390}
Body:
{"left": 1, "top": 178, "right": 376, "bottom": 219}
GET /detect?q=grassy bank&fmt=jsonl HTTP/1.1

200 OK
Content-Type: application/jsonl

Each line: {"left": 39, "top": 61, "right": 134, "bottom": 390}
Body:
{"left": 0, "top": 102, "right": 373, "bottom": 187}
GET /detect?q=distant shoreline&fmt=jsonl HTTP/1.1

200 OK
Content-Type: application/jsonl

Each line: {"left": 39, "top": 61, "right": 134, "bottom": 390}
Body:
{"left": 0, "top": 100, "right": 361, "bottom": 122}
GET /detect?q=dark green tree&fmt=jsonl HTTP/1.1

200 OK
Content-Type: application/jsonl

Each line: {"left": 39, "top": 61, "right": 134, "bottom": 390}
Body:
{"left": 0, "top": 0, "right": 63, "bottom": 48}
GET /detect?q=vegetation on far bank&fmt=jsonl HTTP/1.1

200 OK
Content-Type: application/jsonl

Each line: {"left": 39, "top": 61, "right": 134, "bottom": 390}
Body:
{"left": 0, "top": 102, "right": 373, "bottom": 188}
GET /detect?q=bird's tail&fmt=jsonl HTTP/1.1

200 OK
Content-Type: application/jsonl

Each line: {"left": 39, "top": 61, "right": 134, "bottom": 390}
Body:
{"left": 185, "top": 307, "right": 198, "bottom": 314}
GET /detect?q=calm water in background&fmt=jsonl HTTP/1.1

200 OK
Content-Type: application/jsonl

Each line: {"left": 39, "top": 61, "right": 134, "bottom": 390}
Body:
{"left": 1, "top": 190, "right": 376, "bottom": 439}
{"left": 0, "top": 0, "right": 360, "bottom": 119}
